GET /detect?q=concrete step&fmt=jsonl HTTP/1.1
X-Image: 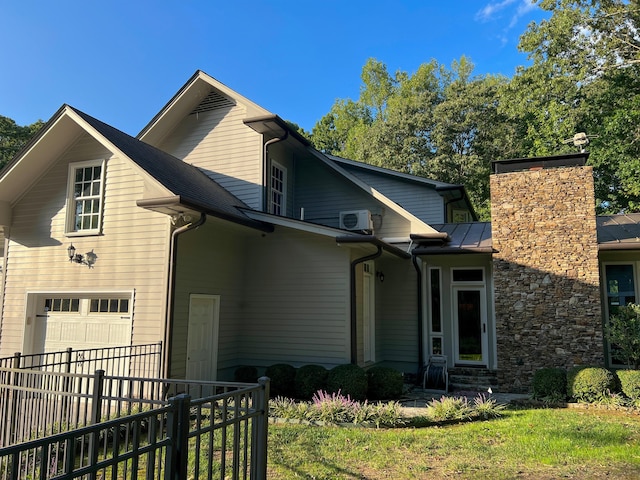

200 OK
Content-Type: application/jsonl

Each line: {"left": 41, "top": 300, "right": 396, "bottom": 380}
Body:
{"left": 448, "top": 368, "right": 498, "bottom": 392}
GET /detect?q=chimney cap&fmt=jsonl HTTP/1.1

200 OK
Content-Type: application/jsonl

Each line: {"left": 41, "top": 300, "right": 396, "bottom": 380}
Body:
{"left": 492, "top": 152, "right": 589, "bottom": 174}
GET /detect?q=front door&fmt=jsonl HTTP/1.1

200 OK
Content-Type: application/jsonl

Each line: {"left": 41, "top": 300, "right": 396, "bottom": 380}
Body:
{"left": 453, "top": 287, "right": 487, "bottom": 365}
{"left": 186, "top": 294, "right": 220, "bottom": 381}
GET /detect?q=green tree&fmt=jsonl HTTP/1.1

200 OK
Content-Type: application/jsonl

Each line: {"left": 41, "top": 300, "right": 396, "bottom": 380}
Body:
{"left": 311, "top": 57, "right": 503, "bottom": 220}
{"left": 0, "top": 115, "right": 44, "bottom": 169}
{"left": 500, "top": 0, "right": 640, "bottom": 212}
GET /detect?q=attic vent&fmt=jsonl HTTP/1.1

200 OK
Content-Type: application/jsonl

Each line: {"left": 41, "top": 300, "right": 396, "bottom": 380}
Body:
{"left": 191, "top": 90, "right": 235, "bottom": 114}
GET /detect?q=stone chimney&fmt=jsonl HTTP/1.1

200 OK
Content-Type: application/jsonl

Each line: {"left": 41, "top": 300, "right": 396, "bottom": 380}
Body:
{"left": 490, "top": 153, "right": 603, "bottom": 392}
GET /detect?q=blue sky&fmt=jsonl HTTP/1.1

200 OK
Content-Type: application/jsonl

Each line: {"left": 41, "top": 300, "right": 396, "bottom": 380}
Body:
{"left": 1, "top": 1, "right": 548, "bottom": 135}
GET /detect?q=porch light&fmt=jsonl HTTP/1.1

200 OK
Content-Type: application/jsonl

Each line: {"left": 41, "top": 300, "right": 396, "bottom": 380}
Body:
{"left": 67, "top": 244, "right": 97, "bottom": 268}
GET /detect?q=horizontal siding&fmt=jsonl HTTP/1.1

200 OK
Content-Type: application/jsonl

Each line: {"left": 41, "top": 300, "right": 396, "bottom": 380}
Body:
{"left": 294, "top": 161, "right": 377, "bottom": 227}
{"left": 378, "top": 258, "right": 419, "bottom": 370}
{"left": 0, "top": 133, "right": 170, "bottom": 356}
{"left": 170, "top": 220, "right": 248, "bottom": 379}
{"left": 293, "top": 159, "right": 413, "bottom": 237}
{"left": 158, "top": 106, "right": 263, "bottom": 209}
{"left": 240, "top": 229, "right": 351, "bottom": 367}
{"left": 171, "top": 222, "right": 352, "bottom": 378}
{"left": 343, "top": 168, "right": 445, "bottom": 224}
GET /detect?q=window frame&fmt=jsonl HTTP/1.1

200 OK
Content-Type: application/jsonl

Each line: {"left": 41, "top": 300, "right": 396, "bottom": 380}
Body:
{"left": 602, "top": 261, "right": 639, "bottom": 367}
{"left": 270, "top": 161, "right": 287, "bottom": 216}
{"left": 65, "top": 159, "right": 106, "bottom": 236}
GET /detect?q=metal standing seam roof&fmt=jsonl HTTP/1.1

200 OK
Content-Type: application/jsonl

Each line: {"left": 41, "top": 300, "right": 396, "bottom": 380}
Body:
{"left": 412, "top": 214, "right": 640, "bottom": 255}
{"left": 70, "top": 107, "right": 269, "bottom": 231}
{"left": 597, "top": 214, "right": 640, "bottom": 250}
{"left": 412, "top": 222, "right": 493, "bottom": 255}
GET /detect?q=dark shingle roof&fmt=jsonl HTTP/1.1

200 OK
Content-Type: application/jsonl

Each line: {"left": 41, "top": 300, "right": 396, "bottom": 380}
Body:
{"left": 70, "top": 106, "right": 267, "bottom": 230}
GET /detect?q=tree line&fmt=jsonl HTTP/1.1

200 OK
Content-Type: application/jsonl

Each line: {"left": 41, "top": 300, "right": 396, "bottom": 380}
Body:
{"left": 305, "top": 0, "right": 640, "bottom": 219}
{"left": 3, "top": 1, "right": 639, "bottom": 220}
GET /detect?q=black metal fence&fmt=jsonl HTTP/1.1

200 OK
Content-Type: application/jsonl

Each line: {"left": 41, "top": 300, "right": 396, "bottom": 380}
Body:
{"left": 0, "top": 378, "right": 270, "bottom": 479}
{"left": 0, "top": 343, "right": 162, "bottom": 378}
{"left": 0, "top": 367, "right": 268, "bottom": 449}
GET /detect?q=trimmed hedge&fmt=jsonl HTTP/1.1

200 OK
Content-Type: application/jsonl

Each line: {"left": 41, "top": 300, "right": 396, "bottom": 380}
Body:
{"left": 532, "top": 367, "right": 567, "bottom": 400}
{"left": 567, "top": 366, "right": 616, "bottom": 402}
{"left": 233, "top": 365, "right": 258, "bottom": 383}
{"left": 294, "top": 364, "right": 328, "bottom": 400}
{"left": 264, "top": 363, "right": 296, "bottom": 398}
{"left": 326, "top": 364, "right": 368, "bottom": 401}
{"left": 366, "top": 366, "right": 403, "bottom": 400}
{"left": 616, "top": 369, "right": 640, "bottom": 400}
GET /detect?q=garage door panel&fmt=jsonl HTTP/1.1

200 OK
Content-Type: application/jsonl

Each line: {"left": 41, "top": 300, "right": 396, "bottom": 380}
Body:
{"left": 38, "top": 295, "right": 132, "bottom": 352}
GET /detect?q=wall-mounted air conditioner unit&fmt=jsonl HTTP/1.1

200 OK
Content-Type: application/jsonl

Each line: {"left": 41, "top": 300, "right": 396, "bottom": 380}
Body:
{"left": 339, "top": 210, "right": 373, "bottom": 231}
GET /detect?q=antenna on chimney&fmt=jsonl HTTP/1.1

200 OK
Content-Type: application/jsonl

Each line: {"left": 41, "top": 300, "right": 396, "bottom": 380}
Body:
{"left": 562, "top": 132, "right": 598, "bottom": 153}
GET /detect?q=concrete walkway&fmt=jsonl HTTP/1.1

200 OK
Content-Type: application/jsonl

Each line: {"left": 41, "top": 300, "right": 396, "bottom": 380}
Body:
{"left": 398, "top": 387, "right": 530, "bottom": 417}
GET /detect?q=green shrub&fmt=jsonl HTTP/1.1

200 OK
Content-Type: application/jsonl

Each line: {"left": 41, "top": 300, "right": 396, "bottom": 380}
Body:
{"left": 366, "top": 366, "right": 404, "bottom": 400}
{"left": 294, "top": 364, "right": 328, "bottom": 399}
{"left": 425, "top": 396, "right": 473, "bottom": 421}
{"left": 326, "top": 364, "right": 368, "bottom": 401}
{"left": 233, "top": 365, "right": 258, "bottom": 383}
{"left": 567, "top": 366, "right": 617, "bottom": 402}
{"left": 532, "top": 367, "right": 567, "bottom": 400}
{"left": 264, "top": 364, "right": 296, "bottom": 398}
{"left": 616, "top": 369, "right": 640, "bottom": 400}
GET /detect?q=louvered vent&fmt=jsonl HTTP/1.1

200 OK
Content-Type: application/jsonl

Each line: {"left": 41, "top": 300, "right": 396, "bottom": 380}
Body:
{"left": 191, "top": 90, "right": 235, "bottom": 114}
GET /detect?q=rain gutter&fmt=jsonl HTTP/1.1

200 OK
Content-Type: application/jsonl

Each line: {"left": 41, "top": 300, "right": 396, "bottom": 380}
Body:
{"left": 163, "top": 212, "right": 206, "bottom": 378}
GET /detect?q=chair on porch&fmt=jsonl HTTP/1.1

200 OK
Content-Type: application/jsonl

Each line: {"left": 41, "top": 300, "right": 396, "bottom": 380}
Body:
{"left": 422, "top": 354, "right": 449, "bottom": 393}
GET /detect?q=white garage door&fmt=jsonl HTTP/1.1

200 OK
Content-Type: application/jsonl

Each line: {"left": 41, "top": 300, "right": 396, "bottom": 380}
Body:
{"left": 39, "top": 295, "right": 132, "bottom": 353}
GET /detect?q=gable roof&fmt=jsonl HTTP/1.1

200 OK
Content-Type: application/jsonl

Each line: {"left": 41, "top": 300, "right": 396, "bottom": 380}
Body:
{"left": 68, "top": 107, "right": 271, "bottom": 231}
{"left": 327, "top": 155, "right": 478, "bottom": 221}
{"left": 138, "top": 70, "right": 271, "bottom": 146}
{"left": 0, "top": 104, "right": 270, "bottom": 231}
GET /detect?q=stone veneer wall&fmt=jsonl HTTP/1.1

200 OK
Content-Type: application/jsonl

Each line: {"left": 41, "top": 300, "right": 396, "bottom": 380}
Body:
{"left": 491, "top": 165, "right": 603, "bottom": 392}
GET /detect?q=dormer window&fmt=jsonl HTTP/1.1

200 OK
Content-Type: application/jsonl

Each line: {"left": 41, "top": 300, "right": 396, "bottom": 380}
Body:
{"left": 66, "top": 159, "right": 105, "bottom": 235}
{"left": 270, "top": 161, "right": 286, "bottom": 216}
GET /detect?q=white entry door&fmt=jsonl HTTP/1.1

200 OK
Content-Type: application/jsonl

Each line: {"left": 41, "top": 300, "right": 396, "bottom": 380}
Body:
{"left": 186, "top": 294, "right": 220, "bottom": 381}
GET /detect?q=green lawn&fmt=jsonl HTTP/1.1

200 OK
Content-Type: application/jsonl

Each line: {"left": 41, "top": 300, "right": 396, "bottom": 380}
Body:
{"left": 267, "top": 407, "right": 640, "bottom": 479}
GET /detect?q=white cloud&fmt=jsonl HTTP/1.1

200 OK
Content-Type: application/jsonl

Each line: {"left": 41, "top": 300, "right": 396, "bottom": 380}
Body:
{"left": 475, "top": 0, "right": 518, "bottom": 22}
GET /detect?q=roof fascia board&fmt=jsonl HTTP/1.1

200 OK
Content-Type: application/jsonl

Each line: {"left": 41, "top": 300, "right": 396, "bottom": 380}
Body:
{"left": 138, "top": 197, "right": 273, "bottom": 232}
{"left": 328, "top": 155, "right": 445, "bottom": 189}
{"left": 65, "top": 108, "right": 174, "bottom": 199}
{"left": 335, "top": 234, "right": 412, "bottom": 259}
{"left": 137, "top": 70, "right": 271, "bottom": 144}
{"left": 0, "top": 106, "right": 86, "bottom": 205}
{"left": 308, "top": 148, "right": 440, "bottom": 235}
{"left": 241, "top": 209, "right": 349, "bottom": 237}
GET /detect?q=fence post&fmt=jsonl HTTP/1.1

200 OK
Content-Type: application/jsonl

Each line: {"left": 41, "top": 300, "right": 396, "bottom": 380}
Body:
{"left": 165, "top": 393, "right": 190, "bottom": 480}
{"left": 251, "top": 377, "right": 270, "bottom": 480}
{"left": 90, "top": 369, "right": 105, "bottom": 425}
{"left": 7, "top": 353, "right": 22, "bottom": 445}
{"left": 156, "top": 341, "right": 163, "bottom": 378}
{"left": 65, "top": 347, "right": 73, "bottom": 374}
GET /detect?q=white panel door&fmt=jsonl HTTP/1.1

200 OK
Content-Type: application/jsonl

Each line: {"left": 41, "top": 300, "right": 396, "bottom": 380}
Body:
{"left": 186, "top": 294, "right": 220, "bottom": 381}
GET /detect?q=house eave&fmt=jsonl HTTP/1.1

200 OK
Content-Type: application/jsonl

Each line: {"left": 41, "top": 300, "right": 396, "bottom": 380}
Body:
{"left": 335, "top": 234, "right": 412, "bottom": 259}
{"left": 137, "top": 196, "right": 273, "bottom": 232}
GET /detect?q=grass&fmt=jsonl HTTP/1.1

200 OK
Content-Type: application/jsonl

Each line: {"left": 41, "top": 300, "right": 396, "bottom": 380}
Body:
{"left": 267, "top": 407, "right": 640, "bottom": 479}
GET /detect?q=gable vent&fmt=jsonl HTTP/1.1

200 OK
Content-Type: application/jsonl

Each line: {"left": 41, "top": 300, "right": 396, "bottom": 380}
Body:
{"left": 191, "top": 90, "right": 235, "bottom": 115}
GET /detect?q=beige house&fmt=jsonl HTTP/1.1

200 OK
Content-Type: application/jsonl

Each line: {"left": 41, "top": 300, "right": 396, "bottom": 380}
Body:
{"left": 0, "top": 70, "right": 637, "bottom": 392}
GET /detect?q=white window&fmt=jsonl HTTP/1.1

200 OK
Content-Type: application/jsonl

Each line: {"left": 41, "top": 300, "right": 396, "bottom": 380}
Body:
{"left": 66, "top": 160, "right": 105, "bottom": 235}
{"left": 270, "top": 162, "right": 286, "bottom": 216}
